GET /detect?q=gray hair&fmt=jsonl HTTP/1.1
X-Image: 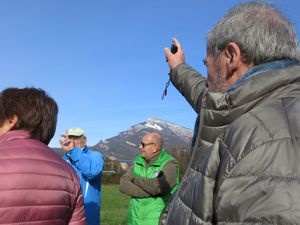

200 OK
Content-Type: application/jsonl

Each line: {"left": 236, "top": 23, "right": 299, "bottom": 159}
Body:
{"left": 207, "top": 1, "right": 300, "bottom": 65}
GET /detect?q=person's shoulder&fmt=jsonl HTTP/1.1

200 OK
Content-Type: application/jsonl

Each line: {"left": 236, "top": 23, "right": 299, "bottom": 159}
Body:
{"left": 134, "top": 154, "right": 144, "bottom": 163}
{"left": 222, "top": 98, "right": 292, "bottom": 160}
{"left": 165, "top": 159, "right": 178, "bottom": 167}
{"left": 163, "top": 150, "right": 178, "bottom": 161}
{"left": 86, "top": 148, "right": 104, "bottom": 157}
{"left": 229, "top": 97, "right": 293, "bottom": 137}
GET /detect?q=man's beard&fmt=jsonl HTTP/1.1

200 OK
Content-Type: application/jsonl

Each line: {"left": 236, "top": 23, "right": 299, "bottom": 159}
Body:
{"left": 208, "top": 61, "right": 227, "bottom": 92}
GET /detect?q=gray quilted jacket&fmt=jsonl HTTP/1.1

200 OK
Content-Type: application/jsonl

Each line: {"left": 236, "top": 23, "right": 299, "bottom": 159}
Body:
{"left": 160, "top": 61, "right": 300, "bottom": 225}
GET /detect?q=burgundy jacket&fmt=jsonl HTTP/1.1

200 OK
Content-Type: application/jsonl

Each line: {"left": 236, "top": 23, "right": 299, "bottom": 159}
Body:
{"left": 0, "top": 130, "right": 86, "bottom": 225}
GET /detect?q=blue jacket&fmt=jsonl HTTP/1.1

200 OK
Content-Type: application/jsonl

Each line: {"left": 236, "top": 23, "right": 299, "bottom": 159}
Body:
{"left": 63, "top": 146, "right": 104, "bottom": 225}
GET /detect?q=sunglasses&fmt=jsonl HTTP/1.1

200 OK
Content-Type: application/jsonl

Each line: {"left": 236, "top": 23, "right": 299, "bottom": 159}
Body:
{"left": 68, "top": 135, "right": 83, "bottom": 140}
{"left": 141, "top": 142, "right": 155, "bottom": 148}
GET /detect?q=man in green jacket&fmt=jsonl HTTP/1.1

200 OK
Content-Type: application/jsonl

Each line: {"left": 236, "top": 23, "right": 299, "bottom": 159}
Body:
{"left": 119, "top": 133, "right": 179, "bottom": 225}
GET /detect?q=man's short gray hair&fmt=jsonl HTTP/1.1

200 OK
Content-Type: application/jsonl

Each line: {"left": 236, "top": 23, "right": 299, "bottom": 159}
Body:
{"left": 207, "top": 1, "right": 300, "bottom": 65}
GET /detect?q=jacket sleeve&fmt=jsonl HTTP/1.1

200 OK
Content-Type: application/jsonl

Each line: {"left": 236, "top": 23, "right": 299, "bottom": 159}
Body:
{"left": 68, "top": 177, "right": 87, "bottom": 225}
{"left": 170, "top": 63, "right": 207, "bottom": 113}
{"left": 66, "top": 147, "right": 104, "bottom": 180}
{"left": 119, "top": 167, "right": 151, "bottom": 198}
{"left": 133, "top": 160, "right": 178, "bottom": 196}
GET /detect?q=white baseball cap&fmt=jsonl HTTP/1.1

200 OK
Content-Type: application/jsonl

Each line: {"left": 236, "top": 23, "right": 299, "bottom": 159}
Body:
{"left": 67, "top": 128, "right": 86, "bottom": 137}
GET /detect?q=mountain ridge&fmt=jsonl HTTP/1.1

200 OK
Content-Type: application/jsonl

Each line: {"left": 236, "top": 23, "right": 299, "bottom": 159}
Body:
{"left": 53, "top": 117, "right": 193, "bottom": 161}
{"left": 91, "top": 117, "right": 193, "bottom": 160}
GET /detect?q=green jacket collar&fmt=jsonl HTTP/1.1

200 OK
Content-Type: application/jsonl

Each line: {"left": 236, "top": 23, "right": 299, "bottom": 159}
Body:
{"left": 135, "top": 148, "right": 168, "bottom": 166}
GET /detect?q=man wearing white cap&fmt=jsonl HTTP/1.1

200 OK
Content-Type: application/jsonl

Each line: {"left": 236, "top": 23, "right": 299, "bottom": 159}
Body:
{"left": 60, "top": 128, "right": 104, "bottom": 225}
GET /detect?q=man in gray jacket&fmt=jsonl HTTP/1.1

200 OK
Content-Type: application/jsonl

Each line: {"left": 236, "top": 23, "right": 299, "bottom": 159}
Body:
{"left": 160, "top": 1, "right": 300, "bottom": 225}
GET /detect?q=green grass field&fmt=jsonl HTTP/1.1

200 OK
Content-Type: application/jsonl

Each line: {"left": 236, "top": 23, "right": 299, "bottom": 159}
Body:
{"left": 101, "top": 184, "right": 130, "bottom": 225}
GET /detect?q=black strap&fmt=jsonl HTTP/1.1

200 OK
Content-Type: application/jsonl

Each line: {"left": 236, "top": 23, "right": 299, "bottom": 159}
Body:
{"left": 161, "top": 78, "right": 171, "bottom": 100}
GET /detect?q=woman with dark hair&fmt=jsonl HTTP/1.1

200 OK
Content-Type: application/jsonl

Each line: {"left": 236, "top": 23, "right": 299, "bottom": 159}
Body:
{"left": 0, "top": 87, "right": 86, "bottom": 225}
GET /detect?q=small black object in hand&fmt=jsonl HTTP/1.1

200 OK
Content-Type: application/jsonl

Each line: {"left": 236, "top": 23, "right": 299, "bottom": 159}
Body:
{"left": 171, "top": 44, "right": 178, "bottom": 54}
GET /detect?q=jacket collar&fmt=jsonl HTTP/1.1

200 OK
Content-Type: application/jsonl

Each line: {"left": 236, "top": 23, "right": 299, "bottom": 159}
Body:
{"left": 0, "top": 130, "right": 31, "bottom": 144}
{"left": 199, "top": 62, "right": 300, "bottom": 143}
{"left": 228, "top": 60, "right": 300, "bottom": 92}
{"left": 136, "top": 148, "right": 166, "bottom": 166}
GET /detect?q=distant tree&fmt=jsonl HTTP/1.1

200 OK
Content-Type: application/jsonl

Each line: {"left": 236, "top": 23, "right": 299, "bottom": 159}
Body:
{"left": 102, "top": 156, "right": 125, "bottom": 184}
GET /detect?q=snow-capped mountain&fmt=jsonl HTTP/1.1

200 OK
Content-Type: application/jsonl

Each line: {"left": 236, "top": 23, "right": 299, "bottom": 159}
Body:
{"left": 91, "top": 118, "right": 193, "bottom": 161}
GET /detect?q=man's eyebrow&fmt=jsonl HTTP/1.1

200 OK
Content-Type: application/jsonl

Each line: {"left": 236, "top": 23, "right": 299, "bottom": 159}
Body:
{"left": 202, "top": 59, "right": 208, "bottom": 66}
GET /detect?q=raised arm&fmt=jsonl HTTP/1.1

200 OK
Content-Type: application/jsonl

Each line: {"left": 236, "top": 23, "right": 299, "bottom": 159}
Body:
{"left": 66, "top": 147, "right": 104, "bottom": 180}
{"left": 165, "top": 38, "right": 207, "bottom": 113}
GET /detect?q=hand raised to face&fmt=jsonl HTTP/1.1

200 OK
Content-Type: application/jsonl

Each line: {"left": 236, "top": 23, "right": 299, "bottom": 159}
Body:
{"left": 59, "top": 134, "right": 75, "bottom": 151}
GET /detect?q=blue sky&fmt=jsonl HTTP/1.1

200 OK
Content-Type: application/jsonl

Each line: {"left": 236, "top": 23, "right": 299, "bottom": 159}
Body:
{"left": 0, "top": 0, "right": 299, "bottom": 147}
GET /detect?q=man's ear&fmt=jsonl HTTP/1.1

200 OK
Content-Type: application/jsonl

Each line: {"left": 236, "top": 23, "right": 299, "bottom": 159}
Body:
{"left": 82, "top": 138, "right": 87, "bottom": 145}
{"left": 224, "top": 42, "right": 243, "bottom": 82}
{"left": 153, "top": 145, "right": 159, "bottom": 154}
{"left": 8, "top": 115, "right": 18, "bottom": 130}
{"left": 224, "top": 42, "right": 241, "bottom": 73}
{"left": 5, "top": 115, "right": 18, "bottom": 131}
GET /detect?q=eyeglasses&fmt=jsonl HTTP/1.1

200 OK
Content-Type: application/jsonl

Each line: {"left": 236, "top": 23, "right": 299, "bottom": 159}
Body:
{"left": 68, "top": 135, "right": 83, "bottom": 140}
{"left": 141, "top": 142, "right": 155, "bottom": 148}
